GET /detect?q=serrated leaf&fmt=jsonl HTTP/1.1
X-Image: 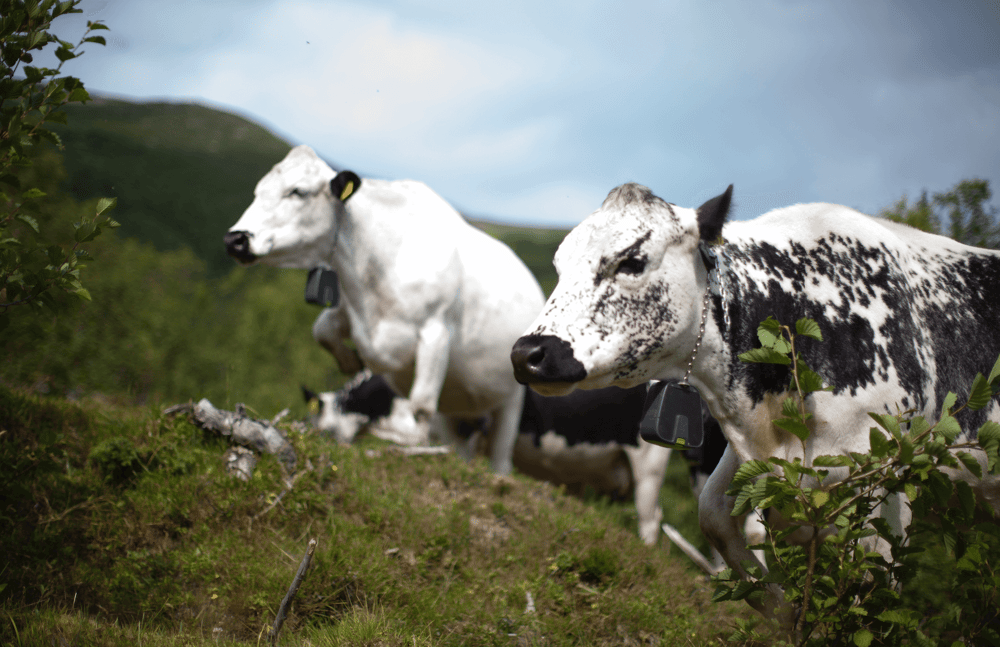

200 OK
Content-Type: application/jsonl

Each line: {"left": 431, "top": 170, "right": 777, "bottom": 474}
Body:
{"left": 731, "top": 460, "right": 772, "bottom": 486}
{"left": 797, "top": 367, "right": 826, "bottom": 393}
{"left": 869, "top": 427, "right": 890, "bottom": 458}
{"left": 795, "top": 318, "right": 823, "bottom": 341}
{"left": 21, "top": 188, "right": 46, "bottom": 199}
{"left": 74, "top": 287, "right": 91, "bottom": 301}
{"left": 980, "top": 420, "right": 1000, "bottom": 444}
{"left": 942, "top": 392, "right": 957, "bottom": 415}
{"left": 83, "top": 36, "right": 106, "bottom": 45}
{"left": 774, "top": 417, "right": 810, "bottom": 442}
{"left": 934, "top": 416, "right": 961, "bottom": 442}
{"left": 781, "top": 397, "right": 800, "bottom": 419}
{"left": 868, "top": 412, "right": 901, "bottom": 437}
{"left": 55, "top": 46, "right": 76, "bottom": 62}
{"left": 967, "top": 373, "right": 992, "bottom": 410}
{"left": 956, "top": 452, "right": 983, "bottom": 479}
{"left": 757, "top": 319, "right": 791, "bottom": 354}
{"left": 95, "top": 196, "right": 117, "bottom": 215}
{"left": 955, "top": 479, "right": 976, "bottom": 517}
{"left": 853, "top": 629, "right": 873, "bottom": 647}
{"left": 905, "top": 482, "right": 918, "bottom": 502}
{"left": 810, "top": 489, "right": 829, "bottom": 508}
{"left": 738, "top": 347, "right": 791, "bottom": 365}
{"left": 989, "top": 354, "right": 1000, "bottom": 388}
{"left": 15, "top": 214, "right": 39, "bottom": 233}
{"left": 813, "top": 454, "right": 852, "bottom": 467}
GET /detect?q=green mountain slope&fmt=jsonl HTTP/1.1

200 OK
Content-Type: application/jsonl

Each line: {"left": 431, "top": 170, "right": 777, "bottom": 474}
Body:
{"left": 53, "top": 97, "right": 569, "bottom": 287}
{"left": 55, "top": 98, "right": 293, "bottom": 277}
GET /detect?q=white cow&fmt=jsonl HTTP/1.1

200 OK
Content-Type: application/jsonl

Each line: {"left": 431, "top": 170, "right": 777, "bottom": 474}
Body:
{"left": 511, "top": 182, "right": 1000, "bottom": 618}
{"left": 225, "top": 145, "right": 545, "bottom": 474}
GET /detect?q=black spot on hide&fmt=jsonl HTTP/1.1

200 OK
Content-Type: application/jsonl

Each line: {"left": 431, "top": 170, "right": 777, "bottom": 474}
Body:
{"left": 716, "top": 235, "right": 1000, "bottom": 435}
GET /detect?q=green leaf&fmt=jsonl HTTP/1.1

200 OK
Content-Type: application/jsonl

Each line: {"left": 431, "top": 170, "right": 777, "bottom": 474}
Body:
{"left": 795, "top": 318, "right": 823, "bottom": 341}
{"left": 869, "top": 427, "right": 890, "bottom": 458}
{"left": 967, "top": 373, "right": 992, "bottom": 410}
{"left": 868, "top": 412, "right": 901, "bottom": 437}
{"left": 67, "top": 87, "right": 90, "bottom": 103}
{"left": 15, "top": 214, "right": 40, "bottom": 233}
{"left": 905, "top": 482, "right": 918, "bottom": 502}
{"left": 55, "top": 46, "right": 76, "bottom": 62}
{"left": 934, "top": 416, "right": 961, "bottom": 442}
{"left": 810, "top": 489, "right": 829, "bottom": 508}
{"left": 781, "top": 396, "right": 800, "bottom": 419}
{"left": 980, "top": 421, "right": 1000, "bottom": 444}
{"left": 774, "top": 417, "right": 810, "bottom": 442}
{"left": 738, "top": 347, "right": 791, "bottom": 365}
{"left": 74, "top": 287, "right": 91, "bottom": 301}
{"left": 853, "top": 629, "right": 873, "bottom": 647}
{"left": 95, "top": 196, "right": 117, "bottom": 215}
{"left": 21, "top": 188, "right": 46, "bottom": 199}
{"left": 757, "top": 317, "right": 791, "bottom": 354}
{"left": 988, "top": 354, "right": 1000, "bottom": 388}
{"left": 941, "top": 391, "right": 957, "bottom": 415}
{"left": 729, "top": 460, "right": 771, "bottom": 488}
{"left": 957, "top": 452, "right": 983, "bottom": 479}
{"left": 83, "top": 36, "right": 106, "bottom": 45}
{"left": 813, "top": 454, "right": 852, "bottom": 467}
{"left": 955, "top": 479, "right": 976, "bottom": 517}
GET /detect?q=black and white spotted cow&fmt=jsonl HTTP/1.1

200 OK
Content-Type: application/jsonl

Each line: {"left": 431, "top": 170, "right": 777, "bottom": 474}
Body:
{"left": 304, "top": 370, "right": 729, "bottom": 545}
{"left": 511, "top": 182, "right": 1000, "bottom": 618}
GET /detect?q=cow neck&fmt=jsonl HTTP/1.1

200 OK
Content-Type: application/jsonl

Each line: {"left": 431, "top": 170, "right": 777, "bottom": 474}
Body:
{"left": 681, "top": 241, "right": 730, "bottom": 385}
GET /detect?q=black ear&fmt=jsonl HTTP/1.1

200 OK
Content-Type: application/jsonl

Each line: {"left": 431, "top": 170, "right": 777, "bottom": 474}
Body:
{"left": 696, "top": 184, "right": 733, "bottom": 242}
{"left": 301, "top": 385, "right": 319, "bottom": 404}
{"left": 330, "top": 171, "right": 362, "bottom": 203}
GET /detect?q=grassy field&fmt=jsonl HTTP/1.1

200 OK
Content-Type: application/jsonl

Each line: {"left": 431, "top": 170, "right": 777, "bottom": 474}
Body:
{"left": 0, "top": 385, "right": 751, "bottom": 646}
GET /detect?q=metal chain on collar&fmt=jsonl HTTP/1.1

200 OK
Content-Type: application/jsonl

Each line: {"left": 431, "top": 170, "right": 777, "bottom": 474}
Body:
{"left": 681, "top": 289, "right": 711, "bottom": 385}
{"left": 681, "top": 243, "right": 730, "bottom": 385}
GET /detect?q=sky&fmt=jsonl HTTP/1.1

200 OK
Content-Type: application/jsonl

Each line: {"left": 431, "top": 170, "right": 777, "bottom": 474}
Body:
{"left": 44, "top": 0, "right": 1000, "bottom": 227}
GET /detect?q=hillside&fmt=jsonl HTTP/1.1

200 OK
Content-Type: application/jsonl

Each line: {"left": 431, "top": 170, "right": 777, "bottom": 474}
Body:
{"left": 53, "top": 97, "right": 568, "bottom": 285}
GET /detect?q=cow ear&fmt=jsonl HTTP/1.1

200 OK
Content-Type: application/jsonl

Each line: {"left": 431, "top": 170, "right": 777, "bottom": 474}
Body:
{"left": 301, "top": 385, "right": 318, "bottom": 404}
{"left": 696, "top": 184, "right": 733, "bottom": 243}
{"left": 330, "top": 171, "right": 362, "bottom": 203}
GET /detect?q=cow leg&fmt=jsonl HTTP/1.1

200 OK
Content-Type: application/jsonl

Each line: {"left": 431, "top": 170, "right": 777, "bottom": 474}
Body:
{"left": 485, "top": 384, "right": 523, "bottom": 476}
{"left": 312, "top": 307, "right": 363, "bottom": 375}
{"left": 700, "top": 445, "right": 789, "bottom": 624}
{"left": 406, "top": 318, "right": 453, "bottom": 440}
{"left": 623, "top": 440, "right": 670, "bottom": 545}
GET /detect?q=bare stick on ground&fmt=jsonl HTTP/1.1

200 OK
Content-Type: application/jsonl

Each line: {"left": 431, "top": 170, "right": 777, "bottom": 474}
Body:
{"left": 661, "top": 523, "right": 721, "bottom": 576}
{"left": 269, "top": 537, "right": 318, "bottom": 646}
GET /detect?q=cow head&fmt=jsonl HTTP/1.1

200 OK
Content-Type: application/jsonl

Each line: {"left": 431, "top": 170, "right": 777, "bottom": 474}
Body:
{"left": 511, "top": 183, "right": 732, "bottom": 395}
{"left": 225, "top": 145, "right": 349, "bottom": 268}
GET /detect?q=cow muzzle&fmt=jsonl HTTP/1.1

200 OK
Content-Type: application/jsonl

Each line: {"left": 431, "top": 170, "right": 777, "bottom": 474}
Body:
{"left": 510, "top": 334, "right": 588, "bottom": 386}
{"left": 224, "top": 230, "right": 258, "bottom": 264}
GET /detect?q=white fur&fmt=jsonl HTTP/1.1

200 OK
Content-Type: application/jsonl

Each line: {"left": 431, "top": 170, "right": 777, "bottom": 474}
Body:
{"left": 230, "top": 145, "right": 545, "bottom": 473}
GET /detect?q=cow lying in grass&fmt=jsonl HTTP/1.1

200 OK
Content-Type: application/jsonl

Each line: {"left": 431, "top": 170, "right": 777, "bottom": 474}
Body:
{"left": 303, "top": 371, "right": 731, "bottom": 546}
{"left": 225, "top": 145, "right": 545, "bottom": 474}
{"left": 511, "top": 182, "right": 1000, "bottom": 618}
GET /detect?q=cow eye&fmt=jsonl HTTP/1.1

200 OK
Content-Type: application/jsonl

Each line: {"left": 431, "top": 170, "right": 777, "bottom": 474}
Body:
{"left": 616, "top": 256, "right": 646, "bottom": 276}
{"left": 288, "top": 187, "right": 309, "bottom": 198}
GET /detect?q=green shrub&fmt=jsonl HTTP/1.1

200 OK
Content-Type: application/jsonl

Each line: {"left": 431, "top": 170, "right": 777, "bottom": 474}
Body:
{"left": 714, "top": 316, "right": 1000, "bottom": 646}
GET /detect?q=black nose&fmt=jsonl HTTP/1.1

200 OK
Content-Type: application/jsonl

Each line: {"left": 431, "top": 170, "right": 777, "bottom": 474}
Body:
{"left": 510, "top": 334, "right": 587, "bottom": 385}
{"left": 224, "top": 230, "right": 257, "bottom": 264}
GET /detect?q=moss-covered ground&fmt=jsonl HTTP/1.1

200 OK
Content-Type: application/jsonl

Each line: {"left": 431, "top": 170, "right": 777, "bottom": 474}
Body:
{"left": 0, "top": 384, "right": 752, "bottom": 646}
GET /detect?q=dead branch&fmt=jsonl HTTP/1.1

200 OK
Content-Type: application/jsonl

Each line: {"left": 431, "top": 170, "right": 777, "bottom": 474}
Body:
{"left": 269, "top": 538, "right": 317, "bottom": 646}
{"left": 165, "top": 398, "right": 297, "bottom": 476}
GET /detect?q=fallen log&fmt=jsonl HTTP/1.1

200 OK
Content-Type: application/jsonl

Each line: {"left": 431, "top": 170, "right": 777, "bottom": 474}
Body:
{"left": 165, "top": 399, "right": 297, "bottom": 477}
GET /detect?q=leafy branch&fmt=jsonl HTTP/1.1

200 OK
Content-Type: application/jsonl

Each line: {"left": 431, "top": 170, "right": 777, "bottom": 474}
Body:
{"left": 714, "top": 316, "right": 1000, "bottom": 646}
{"left": 0, "top": 0, "right": 117, "bottom": 327}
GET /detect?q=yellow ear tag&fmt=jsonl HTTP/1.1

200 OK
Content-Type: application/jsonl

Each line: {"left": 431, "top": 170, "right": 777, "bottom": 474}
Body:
{"left": 340, "top": 181, "right": 354, "bottom": 202}
{"left": 308, "top": 399, "right": 320, "bottom": 415}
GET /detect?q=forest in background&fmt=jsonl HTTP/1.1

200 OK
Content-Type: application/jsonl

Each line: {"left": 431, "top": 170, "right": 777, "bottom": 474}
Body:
{"left": 1, "top": 98, "right": 568, "bottom": 414}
